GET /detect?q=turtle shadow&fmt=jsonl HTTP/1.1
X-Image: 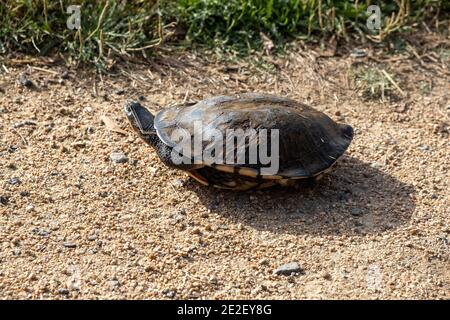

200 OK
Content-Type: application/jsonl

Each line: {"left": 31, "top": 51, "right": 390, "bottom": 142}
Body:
{"left": 192, "top": 156, "right": 416, "bottom": 236}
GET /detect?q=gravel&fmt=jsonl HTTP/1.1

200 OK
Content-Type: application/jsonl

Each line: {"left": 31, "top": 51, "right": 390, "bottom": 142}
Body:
{"left": 60, "top": 71, "right": 70, "bottom": 79}
{"left": 370, "top": 162, "right": 384, "bottom": 169}
{"left": 0, "top": 196, "right": 9, "bottom": 205}
{"left": 350, "top": 49, "right": 367, "bottom": 58}
{"left": 58, "top": 289, "right": 70, "bottom": 295}
{"left": 172, "top": 179, "right": 184, "bottom": 188}
{"left": 6, "top": 177, "right": 21, "bottom": 185}
{"left": 13, "top": 120, "right": 37, "bottom": 129}
{"left": 32, "top": 228, "right": 50, "bottom": 237}
{"left": 110, "top": 151, "right": 129, "bottom": 164}
{"left": 7, "top": 145, "right": 18, "bottom": 153}
{"left": 274, "top": 262, "right": 303, "bottom": 276}
{"left": 18, "top": 76, "right": 34, "bottom": 88}
{"left": 418, "top": 144, "right": 431, "bottom": 152}
{"left": 163, "top": 289, "right": 176, "bottom": 298}
{"left": 351, "top": 208, "right": 364, "bottom": 216}
{"left": 110, "top": 278, "right": 120, "bottom": 290}
{"left": 0, "top": 42, "right": 449, "bottom": 299}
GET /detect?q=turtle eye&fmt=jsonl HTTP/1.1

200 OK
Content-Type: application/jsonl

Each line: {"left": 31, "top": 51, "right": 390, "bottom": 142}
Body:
{"left": 124, "top": 104, "right": 133, "bottom": 116}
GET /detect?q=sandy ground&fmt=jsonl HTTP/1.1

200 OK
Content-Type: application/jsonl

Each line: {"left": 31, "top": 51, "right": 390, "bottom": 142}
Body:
{"left": 0, "top": 36, "right": 449, "bottom": 299}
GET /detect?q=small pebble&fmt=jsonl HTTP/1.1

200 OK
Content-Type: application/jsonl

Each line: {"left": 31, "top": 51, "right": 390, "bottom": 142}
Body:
{"left": 13, "top": 120, "right": 37, "bottom": 129}
{"left": 259, "top": 258, "right": 269, "bottom": 266}
{"left": 63, "top": 242, "right": 77, "bottom": 248}
{"left": 7, "top": 177, "right": 21, "bottom": 185}
{"left": 58, "top": 288, "right": 70, "bottom": 295}
{"left": 200, "top": 212, "right": 209, "bottom": 218}
{"left": 99, "top": 191, "right": 109, "bottom": 198}
{"left": 60, "top": 71, "right": 70, "bottom": 79}
{"left": 0, "top": 196, "right": 9, "bottom": 205}
{"left": 19, "top": 76, "right": 34, "bottom": 88}
{"left": 418, "top": 144, "right": 431, "bottom": 152}
{"left": 32, "top": 228, "right": 50, "bottom": 237}
{"left": 110, "top": 151, "right": 129, "bottom": 164}
{"left": 71, "top": 141, "right": 86, "bottom": 149}
{"left": 322, "top": 272, "right": 332, "bottom": 280}
{"left": 110, "top": 279, "right": 120, "bottom": 290}
{"left": 394, "top": 103, "right": 407, "bottom": 113}
{"left": 274, "top": 262, "right": 303, "bottom": 276}
{"left": 172, "top": 179, "right": 184, "bottom": 188}
{"left": 350, "top": 49, "right": 367, "bottom": 58}
{"left": 85, "top": 126, "right": 94, "bottom": 134}
{"left": 68, "top": 280, "right": 80, "bottom": 291}
{"left": 7, "top": 163, "right": 17, "bottom": 170}
{"left": 351, "top": 208, "right": 363, "bottom": 216}
{"left": 163, "top": 289, "right": 176, "bottom": 298}
{"left": 28, "top": 273, "right": 37, "bottom": 281}
{"left": 370, "top": 162, "right": 383, "bottom": 169}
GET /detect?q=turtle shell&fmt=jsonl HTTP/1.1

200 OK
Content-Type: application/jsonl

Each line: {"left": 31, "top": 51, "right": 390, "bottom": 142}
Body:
{"left": 154, "top": 93, "right": 353, "bottom": 182}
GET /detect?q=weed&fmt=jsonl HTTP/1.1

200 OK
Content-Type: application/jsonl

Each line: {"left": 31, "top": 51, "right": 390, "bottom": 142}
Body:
{"left": 352, "top": 64, "right": 398, "bottom": 100}
{"left": 0, "top": 0, "right": 448, "bottom": 67}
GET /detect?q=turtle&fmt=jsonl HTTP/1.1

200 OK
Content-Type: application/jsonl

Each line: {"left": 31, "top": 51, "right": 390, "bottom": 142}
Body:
{"left": 124, "top": 93, "right": 353, "bottom": 190}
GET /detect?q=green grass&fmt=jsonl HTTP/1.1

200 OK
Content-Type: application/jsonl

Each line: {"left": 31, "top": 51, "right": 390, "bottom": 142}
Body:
{"left": 0, "top": 0, "right": 449, "bottom": 69}
{"left": 0, "top": 0, "right": 161, "bottom": 69}
{"left": 166, "top": 0, "right": 450, "bottom": 55}
{"left": 352, "top": 64, "right": 398, "bottom": 100}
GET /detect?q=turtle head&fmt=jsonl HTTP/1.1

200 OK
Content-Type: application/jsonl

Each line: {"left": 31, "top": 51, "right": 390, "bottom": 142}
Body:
{"left": 124, "top": 101, "right": 158, "bottom": 146}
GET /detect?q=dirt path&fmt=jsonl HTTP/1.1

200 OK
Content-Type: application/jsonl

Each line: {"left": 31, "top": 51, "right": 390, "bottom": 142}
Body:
{"left": 1, "top": 38, "right": 449, "bottom": 299}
